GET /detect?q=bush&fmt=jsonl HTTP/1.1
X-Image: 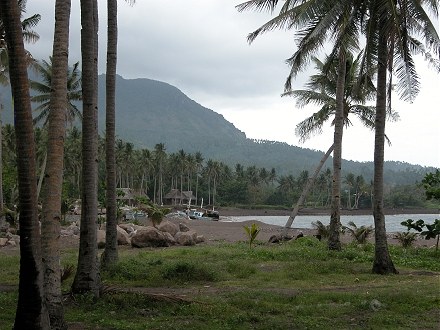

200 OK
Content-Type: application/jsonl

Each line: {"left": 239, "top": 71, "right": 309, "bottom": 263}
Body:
{"left": 394, "top": 232, "right": 418, "bottom": 248}
{"left": 343, "top": 221, "right": 373, "bottom": 244}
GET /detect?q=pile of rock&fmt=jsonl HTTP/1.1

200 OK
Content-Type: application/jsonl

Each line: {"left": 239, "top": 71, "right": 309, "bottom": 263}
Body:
{"left": 0, "top": 221, "right": 19, "bottom": 247}
{"left": 0, "top": 218, "right": 205, "bottom": 250}
{"left": 99, "top": 220, "right": 205, "bottom": 248}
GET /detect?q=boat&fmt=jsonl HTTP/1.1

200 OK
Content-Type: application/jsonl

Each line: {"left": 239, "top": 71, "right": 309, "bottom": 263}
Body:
{"left": 188, "top": 209, "right": 218, "bottom": 221}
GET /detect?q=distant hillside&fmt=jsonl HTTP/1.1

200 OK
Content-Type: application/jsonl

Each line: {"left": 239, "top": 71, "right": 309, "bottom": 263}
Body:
{"left": 1, "top": 74, "right": 436, "bottom": 185}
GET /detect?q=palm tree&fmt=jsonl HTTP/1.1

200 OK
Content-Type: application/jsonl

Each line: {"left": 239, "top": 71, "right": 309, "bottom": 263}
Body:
{"left": 64, "top": 127, "right": 82, "bottom": 197}
{"left": 363, "top": 0, "right": 439, "bottom": 274}
{"left": 238, "top": 0, "right": 365, "bottom": 250}
{"left": 0, "top": 0, "right": 40, "bottom": 219}
{"left": 39, "top": 0, "right": 72, "bottom": 327}
{"left": 102, "top": 0, "right": 119, "bottom": 268}
{"left": 29, "top": 57, "right": 82, "bottom": 200}
{"left": 30, "top": 57, "right": 82, "bottom": 126}
{"left": 194, "top": 152, "right": 204, "bottom": 204}
{"left": 344, "top": 173, "right": 355, "bottom": 209}
{"left": 0, "top": 0, "right": 41, "bottom": 71}
{"left": 153, "top": 143, "right": 167, "bottom": 205}
{"left": 0, "top": 0, "right": 50, "bottom": 327}
{"left": 72, "top": 0, "right": 101, "bottom": 296}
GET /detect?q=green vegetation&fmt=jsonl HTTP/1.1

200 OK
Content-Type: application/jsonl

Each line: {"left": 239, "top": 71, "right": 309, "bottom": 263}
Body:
{"left": 1, "top": 240, "right": 439, "bottom": 329}
{"left": 243, "top": 223, "right": 261, "bottom": 249}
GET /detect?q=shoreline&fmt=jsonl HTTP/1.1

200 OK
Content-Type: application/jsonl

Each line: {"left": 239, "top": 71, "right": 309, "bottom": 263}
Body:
{"left": 215, "top": 207, "right": 439, "bottom": 217}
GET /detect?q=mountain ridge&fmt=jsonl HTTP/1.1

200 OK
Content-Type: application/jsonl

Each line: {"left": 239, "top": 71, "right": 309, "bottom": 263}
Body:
{"left": 0, "top": 73, "right": 436, "bottom": 185}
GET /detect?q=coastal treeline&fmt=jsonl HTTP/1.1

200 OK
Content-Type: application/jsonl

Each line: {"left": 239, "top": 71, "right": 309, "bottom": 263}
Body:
{"left": 1, "top": 125, "right": 432, "bottom": 212}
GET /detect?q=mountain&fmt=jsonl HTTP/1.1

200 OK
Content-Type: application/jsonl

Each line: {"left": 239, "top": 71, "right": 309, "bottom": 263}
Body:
{"left": 1, "top": 74, "right": 436, "bottom": 185}
{"left": 97, "top": 75, "right": 334, "bottom": 174}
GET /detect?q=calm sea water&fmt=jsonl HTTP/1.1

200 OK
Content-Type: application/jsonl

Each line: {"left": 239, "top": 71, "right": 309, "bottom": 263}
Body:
{"left": 225, "top": 214, "right": 439, "bottom": 232}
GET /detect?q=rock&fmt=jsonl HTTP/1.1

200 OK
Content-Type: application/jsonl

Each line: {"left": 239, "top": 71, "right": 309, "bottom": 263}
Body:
{"left": 370, "top": 299, "right": 383, "bottom": 311}
{"left": 97, "top": 229, "right": 106, "bottom": 248}
{"left": 268, "top": 234, "right": 293, "bottom": 243}
{"left": 68, "top": 223, "right": 80, "bottom": 236}
{"left": 118, "top": 223, "right": 135, "bottom": 234}
{"left": 175, "top": 230, "right": 197, "bottom": 246}
{"left": 131, "top": 227, "right": 170, "bottom": 248}
{"left": 6, "top": 240, "right": 16, "bottom": 247}
{"left": 117, "top": 225, "right": 131, "bottom": 245}
{"left": 0, "top": 237, "right": 8, "bottom": 247}
{"left": 0, "top": 219, "right": 10, "bottom": 232}
{"left": 196, "top": 235, "right": 205, "bottom": 244}
{"left": 179, "top": 223, "right": 190, "bottom": 232}
{"left": 163, "top": 232, "right": 177, "bottom": 245}
{"left": 158, "top": 220, "right": 179, "bottom": 236}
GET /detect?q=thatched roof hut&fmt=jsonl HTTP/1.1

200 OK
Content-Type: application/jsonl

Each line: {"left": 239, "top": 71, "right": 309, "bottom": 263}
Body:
{"left": 164, "top": 189, "right": 196, "bottom": 205}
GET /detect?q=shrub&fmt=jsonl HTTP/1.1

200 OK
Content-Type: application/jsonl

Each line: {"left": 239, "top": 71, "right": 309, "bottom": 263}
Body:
{"left": 394, "top": 232, "right": 418, "bottom": 248}
{"left": 312, "top": 220, "right": 330, "bottom": 239}
{"left": 343, "top": 221, "right": 373, "bottom": 244}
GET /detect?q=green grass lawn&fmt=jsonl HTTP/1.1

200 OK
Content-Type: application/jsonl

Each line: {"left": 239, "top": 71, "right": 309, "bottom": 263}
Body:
{"left": 1, "top": 237, "right": 439, "bottom": 329}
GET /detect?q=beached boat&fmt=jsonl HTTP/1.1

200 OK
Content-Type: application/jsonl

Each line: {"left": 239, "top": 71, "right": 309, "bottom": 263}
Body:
{"left": 188, "top": 209, "right": 218, "bottom": 221}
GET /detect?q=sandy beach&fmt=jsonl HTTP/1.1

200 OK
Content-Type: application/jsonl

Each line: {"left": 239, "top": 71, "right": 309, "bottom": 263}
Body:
{"left": 42, "top": 207, "right": 436, "bottom": 250}
{"left": 166, "top": 207, "right": 439, "bottom": 248}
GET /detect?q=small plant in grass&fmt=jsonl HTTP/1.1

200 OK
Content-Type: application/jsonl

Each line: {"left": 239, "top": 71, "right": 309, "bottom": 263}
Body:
{"left": 343, "top": 221, "right": 373, "bottom": 244}
{"left": 243, "top": 223, "right": 261, "bottom": 249}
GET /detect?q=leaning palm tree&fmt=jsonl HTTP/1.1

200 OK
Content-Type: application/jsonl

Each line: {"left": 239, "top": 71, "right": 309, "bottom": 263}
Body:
{"left": 238, "top": 0, "right": 365, "bottom": 250}
{"left": 0, "top": 0, "right": 50, "bottom": 327}
{"left": 39, "top": 1, "right": 72, "bottom": 327}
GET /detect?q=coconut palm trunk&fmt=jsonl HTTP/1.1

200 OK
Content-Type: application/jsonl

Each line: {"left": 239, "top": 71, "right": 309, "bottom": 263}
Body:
{"left": 372, "top": 24, "right": 397, "bottom": 275}
{"left": 0, "top": 112, "right": 3, "bottom": 214}
{"left": 0, "top": 0, "right": 50, "bottom": 327}
{"left": 102, "top": 0, "right": 118, "bottom": 267}
{"left": 40, "top": 0, "right": 71, "bottom": 327}
{"left": 72, "top": 0, "right": 101, "bottom": 295}
{"left": 328, "top": 51, "right": 346, "bottom": 251}
{"left": 283, "top": 144, "right": 334, "bottom": 236}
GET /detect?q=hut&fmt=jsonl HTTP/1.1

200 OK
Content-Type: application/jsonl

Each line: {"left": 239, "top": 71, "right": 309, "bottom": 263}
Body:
{"left": 163, "top": 189, "right": 196, "bottom": 206}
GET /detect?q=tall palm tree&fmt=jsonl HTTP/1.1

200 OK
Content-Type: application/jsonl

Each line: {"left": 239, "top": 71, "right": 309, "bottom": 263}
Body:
{"left": 103, "top": 0, "right": 136, "bottom": 265}
{"left": 153, "top": 143, "right": 167, "bottom": 205}
{"left": 29, "top": 57, "right": 82, "bottom": 200}
{"left": 40, "top": 1, "right": 72, "bottom": 327}
{"left": 0, "top": 0, "right": 50, "bottom": 327}
{"left": 194, "top": 151, "right": 204, "bottom": 204}
{"left": 362, "top": 0, "right": 439, "bottom": 274}
{"left": 0, "top": 0, "right": 40, "bottom": 218}
{"left": 72, "top": 0, "right": 101, "bottom": 296}
{"left": 102, "top": 0, "right": 119, "bottom": 268}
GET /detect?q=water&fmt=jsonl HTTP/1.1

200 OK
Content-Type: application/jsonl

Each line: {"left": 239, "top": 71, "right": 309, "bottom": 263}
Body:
{"left": 226, "top": 214, "right": 439, "bottom": 232}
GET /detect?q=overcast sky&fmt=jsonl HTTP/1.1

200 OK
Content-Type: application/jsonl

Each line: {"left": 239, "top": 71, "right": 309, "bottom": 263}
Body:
{"left": 26, "top": 1, "right": 439, "bottom": 168}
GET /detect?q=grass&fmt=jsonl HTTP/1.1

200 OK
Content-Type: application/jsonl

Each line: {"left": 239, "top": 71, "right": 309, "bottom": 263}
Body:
{"left": 0, "top": 238, "right": 439, "bottom": 329}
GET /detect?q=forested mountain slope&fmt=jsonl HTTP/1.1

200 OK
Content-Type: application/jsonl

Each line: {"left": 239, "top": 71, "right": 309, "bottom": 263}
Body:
{"left": 0, "top": 74, "right": 436, "bottom": 185}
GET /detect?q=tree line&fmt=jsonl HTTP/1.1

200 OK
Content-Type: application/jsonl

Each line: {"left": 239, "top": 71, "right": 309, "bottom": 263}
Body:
{"left": 2, "top": 124, "right": 431, "bottom": 214}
